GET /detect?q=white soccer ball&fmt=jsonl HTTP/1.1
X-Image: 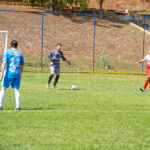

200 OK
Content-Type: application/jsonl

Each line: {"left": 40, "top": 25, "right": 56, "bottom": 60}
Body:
{"left": 71, "top": 85, "right": 77, "bottom": 90}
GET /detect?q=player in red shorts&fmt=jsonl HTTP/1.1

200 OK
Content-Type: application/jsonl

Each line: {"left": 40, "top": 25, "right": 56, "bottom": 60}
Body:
{"left": 136, "top": 52, "right": 150, "bottom": 92}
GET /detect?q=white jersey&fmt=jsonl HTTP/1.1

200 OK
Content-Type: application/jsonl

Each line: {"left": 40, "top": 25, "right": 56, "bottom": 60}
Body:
{"left": 144, "top": 54, "right": 150, "bottom": 61}
{"left": 143, "top": 54, "right": 150, "bottom": 68}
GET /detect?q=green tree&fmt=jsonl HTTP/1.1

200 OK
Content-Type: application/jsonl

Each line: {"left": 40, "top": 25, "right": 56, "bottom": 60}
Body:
{"left": 75, "top": 0, "right": 89, "bottom": 10}
{"left": 23, "top": 0, "right": 89, "bottom": 11}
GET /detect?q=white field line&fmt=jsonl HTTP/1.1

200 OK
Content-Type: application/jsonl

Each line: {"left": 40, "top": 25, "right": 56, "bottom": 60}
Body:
{"left": 1, "top": 109, "right": 150, "bottom": 113}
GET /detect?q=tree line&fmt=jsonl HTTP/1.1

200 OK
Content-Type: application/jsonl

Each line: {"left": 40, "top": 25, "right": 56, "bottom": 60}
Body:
{"left": 23, "top": 0, "right": 105, "bottom": 14}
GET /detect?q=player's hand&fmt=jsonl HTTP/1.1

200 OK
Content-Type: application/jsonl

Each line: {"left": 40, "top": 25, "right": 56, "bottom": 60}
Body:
{"left": 68, "top": 61, "right": 71, "bottom": 65}
{"left": 135, "top": 62, "right": 139, "bottom": 65}
{"left": 0, "top": 74, "right": 3, "bottom": 81}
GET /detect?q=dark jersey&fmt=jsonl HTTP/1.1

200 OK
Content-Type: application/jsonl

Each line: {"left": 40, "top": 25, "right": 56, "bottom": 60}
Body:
{"left": 48, "top": 49, "right": 65, "bottom": 68}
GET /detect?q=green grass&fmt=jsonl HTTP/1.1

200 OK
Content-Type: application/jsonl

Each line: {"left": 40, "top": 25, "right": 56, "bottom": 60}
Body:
{"left": 1, "top": 73, "right": 150, "bottom": 150}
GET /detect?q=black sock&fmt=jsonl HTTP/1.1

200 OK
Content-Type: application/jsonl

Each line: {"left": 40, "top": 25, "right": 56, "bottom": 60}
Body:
{"left": 149, "top": 78, "right": 150, "bottom": 84}
{"left": 48, "top": 74, "right": 54, "bottom": 84}
{"left": 54, "top": 75, "right": 60, "bottom": 86}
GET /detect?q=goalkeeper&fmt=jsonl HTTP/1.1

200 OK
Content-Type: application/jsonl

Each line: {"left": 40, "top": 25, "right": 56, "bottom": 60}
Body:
{"left": 47, "top": 43, "right": 71, "bottom": 88}
{"left": 136, "top": 50, "right": 150, "bottom": 92}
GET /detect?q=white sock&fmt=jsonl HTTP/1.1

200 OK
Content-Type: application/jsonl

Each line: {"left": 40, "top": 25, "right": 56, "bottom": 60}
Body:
{"left": 15, "top": 91, "right": 20, "bottom": 108}
{"left": 0, "top": 90, "right": 5, "bottom": 107}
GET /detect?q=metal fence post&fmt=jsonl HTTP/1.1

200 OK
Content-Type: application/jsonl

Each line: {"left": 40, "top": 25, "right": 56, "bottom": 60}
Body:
{"left": 93, "top": 15, "right": 96, "bottom": 72}
{"left": 142, "top": 16, "right": 146, "bottom": 72}
{"left": 41, "top": 15, "right": 44, "bottom": 72}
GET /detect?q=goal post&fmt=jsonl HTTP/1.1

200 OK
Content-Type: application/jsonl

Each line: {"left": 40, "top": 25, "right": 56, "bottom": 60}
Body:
{"left": 0, "top": 31, "right": 8, "bottom": 71}
{"left": 0, "top": 30, "right": 8, "bottom": 54}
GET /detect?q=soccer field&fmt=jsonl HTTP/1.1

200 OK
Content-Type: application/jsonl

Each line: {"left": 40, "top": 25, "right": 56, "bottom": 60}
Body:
{"left": 0, "top": 73, "right": 150, "bottom": 150}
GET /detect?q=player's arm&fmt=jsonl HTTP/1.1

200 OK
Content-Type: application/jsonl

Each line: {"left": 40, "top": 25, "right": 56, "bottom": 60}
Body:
{"left": 20, "top": 55, "right": 24, "bottom": 78}
{"left": 60, "top": 51, "right": 71, "bottom": 65}
{"left": 0, "top": 61, "right": 6, "bottom": 81}
{"left": 136, "top": 59, "right": 145, "bottom": 65}
{"left": 136, "top": 54, "right": 148, "bottom": 65}
{"left": 63, "top": 57, "right": 71, "bottom": 65}
{"left": 48, "top": 51, "right": 57, "bottom": 62}
{"left": 0, "top": 52, "right": 7, "bottom": 81}
{"left": 48, "top": 51, "right": 53, "bottom": 60}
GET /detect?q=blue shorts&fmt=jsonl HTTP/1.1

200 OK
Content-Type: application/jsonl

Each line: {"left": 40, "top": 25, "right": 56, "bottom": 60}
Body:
{"left": 1, "top": 76, "right": 21, "bottom": 89}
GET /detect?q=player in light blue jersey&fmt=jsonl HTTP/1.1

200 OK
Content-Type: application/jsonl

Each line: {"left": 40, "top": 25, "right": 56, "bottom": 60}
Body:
{"left": 0, "top": 40, "right": 24, "bottom": 110}
{"left": 47, "top": 43, "right": 71, "bottom": 88}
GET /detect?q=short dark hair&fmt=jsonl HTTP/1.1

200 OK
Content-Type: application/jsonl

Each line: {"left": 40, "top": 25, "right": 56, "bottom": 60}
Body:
{"left": 11, "top": 40, "right": 18, "bottom": 48}
{"left": 57, "top": 43, "right": 61, "bottom": 46}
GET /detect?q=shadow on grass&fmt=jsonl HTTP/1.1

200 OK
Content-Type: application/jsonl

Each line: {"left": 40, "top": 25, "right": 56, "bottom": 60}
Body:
{"left": 20, "top": 107, "right": 56, "bottom": 111}
{"left": 0, "top": 108, "right": 57, "bottom": 111}
{"left": 57, "top": 88, "right": 86, "bottom": 91}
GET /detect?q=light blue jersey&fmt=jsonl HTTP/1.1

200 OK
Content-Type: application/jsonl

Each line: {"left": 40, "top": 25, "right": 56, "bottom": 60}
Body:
{"left": 3, "top": 49, "right": 24, "bottom": 78}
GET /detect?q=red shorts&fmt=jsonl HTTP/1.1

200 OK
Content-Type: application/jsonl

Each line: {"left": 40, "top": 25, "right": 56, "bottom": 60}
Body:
{"left": 147, "top": 68, "right": 150, "bottom": 79}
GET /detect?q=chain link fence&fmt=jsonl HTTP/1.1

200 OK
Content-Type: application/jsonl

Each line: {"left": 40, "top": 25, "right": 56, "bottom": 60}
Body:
{"left": 0, "top": 10, "right": 150, "bottom": 73}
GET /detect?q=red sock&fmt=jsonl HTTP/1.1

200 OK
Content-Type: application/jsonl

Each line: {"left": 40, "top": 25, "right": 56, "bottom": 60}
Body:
{"left": 143, "top": 80, "right": 149, "bottom": 89}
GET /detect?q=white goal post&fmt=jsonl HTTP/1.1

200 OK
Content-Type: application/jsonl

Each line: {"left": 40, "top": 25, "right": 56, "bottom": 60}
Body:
{"left": 0, "top": 30, "right": 8, "bottom": 54}
{"left": 0, "top": 31, "right": 8, "bottom": 71}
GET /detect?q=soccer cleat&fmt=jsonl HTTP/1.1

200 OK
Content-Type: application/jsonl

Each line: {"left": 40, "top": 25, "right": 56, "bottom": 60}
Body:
{"left": 53, "top": 85, "right": 57, "bottom": 89}
{"left": 46, "top": 84, "right": 50, "bottom": 89}
{"left": 140, "top": 88, "right": 145, "bottom": 92}
{"left": 15, "top": 107, "right": 20, "bottom": 111}
{"left": 0, "top": 106, "right": 2, "bottom": 110}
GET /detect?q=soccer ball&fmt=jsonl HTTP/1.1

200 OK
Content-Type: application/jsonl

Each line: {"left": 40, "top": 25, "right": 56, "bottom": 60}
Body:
{"left": 71, "top": 85, "right": 77, "bottom": 90}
